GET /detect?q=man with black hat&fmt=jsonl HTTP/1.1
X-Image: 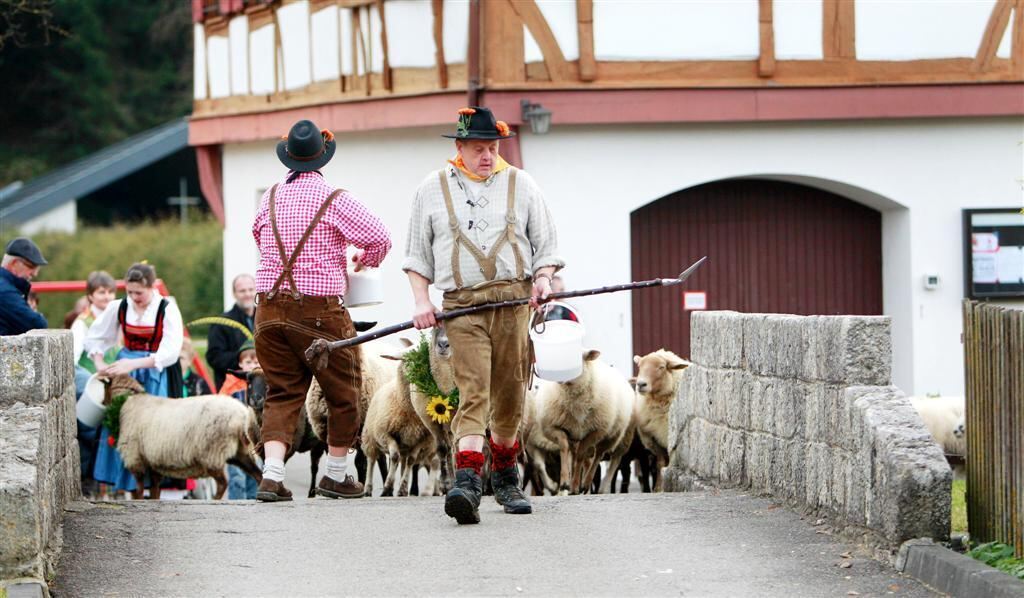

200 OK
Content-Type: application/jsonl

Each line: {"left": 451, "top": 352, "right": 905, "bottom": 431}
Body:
{"left": 1, "top": 237, "right": 49, "bottom": 335}
{"left": 403, "top": 106, "right": 564, "bottom": 524}
{"left": 252, "top": 119, "right": 392, "bottom": 502}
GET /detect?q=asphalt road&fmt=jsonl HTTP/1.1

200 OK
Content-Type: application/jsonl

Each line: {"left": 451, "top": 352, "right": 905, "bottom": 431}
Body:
{"left": 53, "top": 489, "right": 936, "bottom": 597}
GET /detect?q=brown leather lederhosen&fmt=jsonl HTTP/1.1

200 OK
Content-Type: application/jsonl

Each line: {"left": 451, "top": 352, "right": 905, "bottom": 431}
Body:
{"left": 437, "top": 168, "right": 533, "bottom": 441}
{"left": 254, "top": 183, "right": 362, "bottom": 449}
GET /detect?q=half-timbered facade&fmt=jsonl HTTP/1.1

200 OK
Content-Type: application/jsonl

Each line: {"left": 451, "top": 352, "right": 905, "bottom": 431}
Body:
{"left": 189, "top": 0, "right": 1024, "bottom": 396}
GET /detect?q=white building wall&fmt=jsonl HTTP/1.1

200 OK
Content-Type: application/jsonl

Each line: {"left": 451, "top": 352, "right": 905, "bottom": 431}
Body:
{"left": 221, "top": 117, "right": 1024, "bottom": 397}
{"left": 19, "top": 201, "right": 77, "bottom": 235}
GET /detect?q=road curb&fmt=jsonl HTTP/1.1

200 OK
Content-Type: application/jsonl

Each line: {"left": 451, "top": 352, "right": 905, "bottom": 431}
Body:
{"left": 896, "top": 538, "right": 1024, "bottom": 597}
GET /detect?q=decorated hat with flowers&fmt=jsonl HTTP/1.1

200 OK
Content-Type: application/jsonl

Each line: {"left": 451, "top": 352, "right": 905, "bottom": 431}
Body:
{"left": 442, "top": 106, "right": 514, "bottom": 140}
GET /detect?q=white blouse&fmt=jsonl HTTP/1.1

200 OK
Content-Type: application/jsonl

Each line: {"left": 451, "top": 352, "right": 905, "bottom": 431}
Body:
{"left": 71, "top": 304, "right": 107, "bottom": 362}
{"left": 84, "top": 292, "right": 184, "bottom": 371}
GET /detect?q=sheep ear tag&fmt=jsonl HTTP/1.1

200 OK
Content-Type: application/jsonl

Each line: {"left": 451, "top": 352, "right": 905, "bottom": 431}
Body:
{"left": 663, "top": 256, "right": 707, "bottom": 287}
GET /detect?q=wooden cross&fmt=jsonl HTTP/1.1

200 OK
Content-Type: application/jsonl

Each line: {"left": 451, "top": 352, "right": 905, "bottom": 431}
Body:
{"left": 167, "top": 177, "right": 200, "bottom": 226}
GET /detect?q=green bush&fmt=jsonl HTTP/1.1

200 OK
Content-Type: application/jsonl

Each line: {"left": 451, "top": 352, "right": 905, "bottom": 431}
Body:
{"left": 26, "top": 217, "right": 223, "bottom": 327}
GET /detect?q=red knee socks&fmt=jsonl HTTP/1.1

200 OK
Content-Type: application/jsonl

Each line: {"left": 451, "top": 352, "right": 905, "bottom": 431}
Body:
{"left": 490, "top": 439, "right": 519, "bottom": 472}
{"left": 456, "top": 450, "right": 486, "bottom": 475}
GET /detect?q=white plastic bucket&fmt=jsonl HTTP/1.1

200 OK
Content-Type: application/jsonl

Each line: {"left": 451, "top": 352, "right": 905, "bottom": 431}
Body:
{"left": 345, "top": 269, "right": 384, "bottom": 308}
{"left": 530, "top": 319, "right": 586, "bottom": 382}
{"left": 76, "top": 374, "right": 107, "bottom": 428}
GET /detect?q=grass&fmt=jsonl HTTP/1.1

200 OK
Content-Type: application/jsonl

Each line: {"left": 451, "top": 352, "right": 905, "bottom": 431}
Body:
{"left": 951, "top": 479, "right": 968, "bottom": 535}
{"left": 968, "top": 542, "right": 1024, "bottom": 580}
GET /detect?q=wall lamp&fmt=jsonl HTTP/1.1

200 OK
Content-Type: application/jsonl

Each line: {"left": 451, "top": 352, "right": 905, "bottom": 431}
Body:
{"left": 520, "top": 99, "right": 553, "bottom": 135}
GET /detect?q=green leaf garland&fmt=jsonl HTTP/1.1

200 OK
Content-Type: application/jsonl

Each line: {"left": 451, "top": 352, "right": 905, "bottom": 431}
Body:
{"left": 402, "top": 334, "right": 459, "bottom": 410}
{"left": 101, "top": 393, "right": 131, "bottom": 446}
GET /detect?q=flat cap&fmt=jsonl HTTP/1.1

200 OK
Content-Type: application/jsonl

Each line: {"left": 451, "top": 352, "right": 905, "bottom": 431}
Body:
{"left": 4, "top": 237, "right": 48, "bottom": 266}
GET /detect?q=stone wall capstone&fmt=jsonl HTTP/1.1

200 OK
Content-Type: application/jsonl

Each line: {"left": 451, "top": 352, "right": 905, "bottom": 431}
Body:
{"left": 664, "top": 311, "right": 951, "bottom": 547}
{"left": 0, "top": 330, "right": 81, "bottom": 582}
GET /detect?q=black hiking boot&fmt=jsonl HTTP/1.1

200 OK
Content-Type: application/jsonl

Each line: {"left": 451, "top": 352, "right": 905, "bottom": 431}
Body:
{"left": 491, "top": 467, "right": 533, "bottom": 514}
{"left": 444, "top": 468, "right": 482, "bottom": 525}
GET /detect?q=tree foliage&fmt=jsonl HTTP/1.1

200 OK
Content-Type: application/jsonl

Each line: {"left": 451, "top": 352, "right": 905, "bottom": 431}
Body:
{"left": 0, "top": 0, "right": 192, "bottom": 185}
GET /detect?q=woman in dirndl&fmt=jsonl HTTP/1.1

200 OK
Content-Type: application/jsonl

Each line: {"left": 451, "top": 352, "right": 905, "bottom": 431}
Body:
{"left": 85, "top": 262, "right": 184, "bottom": 496}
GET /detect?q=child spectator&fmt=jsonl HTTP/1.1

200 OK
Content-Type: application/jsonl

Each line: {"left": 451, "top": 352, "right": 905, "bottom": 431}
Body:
{"left": 180, "top": 337, "right": 213, "bottom": 397}
{"left": 219, "top": 341, "right": 260, "bottom": 499}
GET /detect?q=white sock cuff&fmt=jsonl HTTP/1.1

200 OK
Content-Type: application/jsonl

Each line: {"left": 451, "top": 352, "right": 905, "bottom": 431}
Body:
{"left": 263, "top": 457, "right": 286, "bottom": 482}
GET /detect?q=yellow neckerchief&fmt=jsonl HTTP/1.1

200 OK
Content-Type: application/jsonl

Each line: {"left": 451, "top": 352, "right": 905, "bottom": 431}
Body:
{"left": 447, "top": 154, "right": 510, "bottom": 182}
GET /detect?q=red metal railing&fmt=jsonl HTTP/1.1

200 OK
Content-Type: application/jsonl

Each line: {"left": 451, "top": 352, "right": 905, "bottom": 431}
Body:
{"left": 32, "top": 278, "right": 215, "bottom": 390}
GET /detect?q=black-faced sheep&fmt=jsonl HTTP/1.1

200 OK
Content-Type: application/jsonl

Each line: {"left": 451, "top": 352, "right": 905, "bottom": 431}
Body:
{"left": 103, "top": 375, "right": 263, "bottom": 500}
{"left": 533, "top": 350, "right": 635, "bottom": 495}
{"left": 632, "top": 349, "right": 690, "bottom": 491}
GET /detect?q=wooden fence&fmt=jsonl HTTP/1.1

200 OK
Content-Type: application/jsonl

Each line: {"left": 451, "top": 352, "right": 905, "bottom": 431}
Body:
{"left": 963, "top": 300, "right": 1024, "bottom": 555}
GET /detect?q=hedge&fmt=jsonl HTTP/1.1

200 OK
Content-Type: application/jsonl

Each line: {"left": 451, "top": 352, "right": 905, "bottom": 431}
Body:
{"left": 24, "top": 217, "right": 224, "bottom": 328}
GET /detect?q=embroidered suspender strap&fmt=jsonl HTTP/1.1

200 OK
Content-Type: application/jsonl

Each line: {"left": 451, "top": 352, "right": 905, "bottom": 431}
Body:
{"left": 439, "top": 168, "right": 527, "bottom": 288}
{"left": 504, "top": 169, "right": 526, "bottom": 280}
{"left": 268, "top": 185, "right": 345, "bottom": 299}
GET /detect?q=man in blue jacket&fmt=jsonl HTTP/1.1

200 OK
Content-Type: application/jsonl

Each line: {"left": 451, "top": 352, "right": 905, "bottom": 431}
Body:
{"left": 0, "top": 237, "right": 49, "bottom": 335}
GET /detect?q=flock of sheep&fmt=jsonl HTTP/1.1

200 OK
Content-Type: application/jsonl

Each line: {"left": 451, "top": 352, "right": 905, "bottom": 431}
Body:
{"left": 98, "top": 324, "right": 969, "bottom": 501}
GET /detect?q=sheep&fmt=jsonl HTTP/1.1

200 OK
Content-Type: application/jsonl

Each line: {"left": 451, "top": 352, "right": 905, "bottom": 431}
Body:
{"left": 402, "top": 328, "right": 457, "bottom": 494}
{"left": 910, "top": 395, "right": 967, "bottom": 456}
{"left": 534, "top": 350, "right": 635, "bottom": 495}
{"left": 523, "top": 382, "right": 561, "bottom": 495}
{"left": 103, "top": 375, "right": 262, "bottom": 500}
{"left": 305, "top": 339, "right": 403, "bottom": 488}
{"left": 632, "top": 349, "right": 690, "bottom": 491}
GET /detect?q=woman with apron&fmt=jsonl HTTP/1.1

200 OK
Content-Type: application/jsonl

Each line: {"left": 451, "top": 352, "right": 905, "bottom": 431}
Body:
{"left": 85, "top": 262, "right": 185, "bottom": 497}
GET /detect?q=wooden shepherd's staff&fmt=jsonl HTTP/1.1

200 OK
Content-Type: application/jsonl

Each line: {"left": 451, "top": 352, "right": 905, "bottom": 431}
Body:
{"left": 305, "top": 256, "right": 707, "bottom": 371}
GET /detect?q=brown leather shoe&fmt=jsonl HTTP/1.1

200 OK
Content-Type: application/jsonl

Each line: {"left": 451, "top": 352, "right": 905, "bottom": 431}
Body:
{"left": 316, "top": 474, "right": 365, "bottom": 499}
{"left": 256, "top": 478, "right": 293, "bottom": 502}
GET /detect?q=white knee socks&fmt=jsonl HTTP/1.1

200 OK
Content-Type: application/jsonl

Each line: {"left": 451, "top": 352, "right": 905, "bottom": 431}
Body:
{"left": 325, "top": 453, "right": 349, "bottom": 483}
{"left": 263, "top": 457, "right": 286, "bottom": 482}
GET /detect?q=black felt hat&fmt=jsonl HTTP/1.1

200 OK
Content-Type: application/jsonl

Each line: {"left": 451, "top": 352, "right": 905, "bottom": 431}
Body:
{"left": 442, "top": 106, "right": 515, "bottom": 140}
{"left": 4, "top": 237, "right": 47, "bottom": 266}
{"left": 276, "top": 120, "right": 336, "bottom": 171}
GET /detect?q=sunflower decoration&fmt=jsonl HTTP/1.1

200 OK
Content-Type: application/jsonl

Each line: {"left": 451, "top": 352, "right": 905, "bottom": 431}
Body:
{"left": 456, "top": 107, "right": 476, "bottom": 138}
{"left": 403, "top": 334, "right": 460, "bottom": 423}
{"left": 426, "top": 395, "right": 454, "bottom": 424}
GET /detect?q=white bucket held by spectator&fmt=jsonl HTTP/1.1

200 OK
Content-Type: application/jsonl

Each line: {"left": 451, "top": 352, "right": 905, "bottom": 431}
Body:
{"left": 530, "top": 302, "right": 585, "bottom": 382}
{"left": 76, "top": 373, "right": 107, "bottom": 428}
{"left": 345, "top": 268, "right": 384, "bottom": 308}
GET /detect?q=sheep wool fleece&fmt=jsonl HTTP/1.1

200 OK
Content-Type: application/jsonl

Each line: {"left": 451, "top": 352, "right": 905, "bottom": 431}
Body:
{"left": 442, "top": 279, "right": 532, "bottom": 441}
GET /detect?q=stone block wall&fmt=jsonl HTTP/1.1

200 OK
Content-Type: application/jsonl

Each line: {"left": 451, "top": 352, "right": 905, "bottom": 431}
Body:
{"left": 0, "top": 330, "right": 81, "bottom": 580}
{"left": 664, "top": 312, "right": 951, "bottom": 546}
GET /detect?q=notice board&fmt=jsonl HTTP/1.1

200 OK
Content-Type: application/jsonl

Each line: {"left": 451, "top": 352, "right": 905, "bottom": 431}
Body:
{"left": 963, "top": 208, "right": 1024, "bottom": 298}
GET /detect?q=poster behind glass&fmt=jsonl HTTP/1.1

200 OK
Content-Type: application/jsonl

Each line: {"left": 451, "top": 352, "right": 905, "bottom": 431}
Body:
{"left": 964, "top": 208, "right": 1024, "bottom": 298}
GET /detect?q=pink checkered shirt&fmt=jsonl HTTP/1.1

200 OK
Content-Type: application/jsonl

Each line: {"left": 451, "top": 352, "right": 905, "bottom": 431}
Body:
{"left": 253, "top": 171, "right": 391, "bottom": 297}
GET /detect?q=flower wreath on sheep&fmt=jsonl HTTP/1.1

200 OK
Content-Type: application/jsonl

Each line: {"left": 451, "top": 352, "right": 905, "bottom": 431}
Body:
{"left": 403, "top": 334, "right": 459, "bottom": 425}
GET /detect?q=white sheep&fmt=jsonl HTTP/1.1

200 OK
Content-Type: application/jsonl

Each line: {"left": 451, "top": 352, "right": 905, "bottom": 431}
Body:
{"left": 104, "top": 375, "right": 262, "bottom": 500}
{"left": 909, "top": 395, "right": 966, "bottom": 456}
{"left": 632, "top": 349, "right": 690, "bottom": 491}
{"left": 523, "top": 382, "right": 561, "bottom": 495}
{"left": 360, "top": 329, "right": 454, "bottom": 497}
{"left": 534, "top": 350, "right": 635, "bottom": 495}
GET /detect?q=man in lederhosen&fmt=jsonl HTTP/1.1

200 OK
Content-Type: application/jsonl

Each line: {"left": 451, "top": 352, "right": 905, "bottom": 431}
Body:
{"left": 403, "top": 107, "right": 564, "bottom": 524}
{"left": 253, "top": 119, "right": 392, "bottom": 502}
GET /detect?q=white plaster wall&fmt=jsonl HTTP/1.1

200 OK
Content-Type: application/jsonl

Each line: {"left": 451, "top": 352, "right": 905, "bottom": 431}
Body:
{"left": 277, "top": 0, "right": 312, "bottom": 90}
{"left": 340, "top": 7, "right": 355, "bottom": 76}
{"left": 312, "top": 5, "right": 341, "bottom": 81}
{"left": 193, "top": 24, "right": 207, "bottom": 100}
{"left": 774, "top": 0, "right": 823, "bottom": 60}
{"left": 221, "top": 117, "right": 1024, "bottom": 398}
{"left": 593, "top": 0, "right": 759, "bottom": 61}
{"left": 19, "top": 202, "right": 76, "bottom": 235}
{"left": 857, "top": 0, "right": 998, "bottom": 60}
{"left": 250, "top": 24, "right": 276, "bottom": 94}
{"left": 368, "top": 4, "right": 385, "bottom": 73}
{"left": 385, "top": 0, "right": 437, "bottom": 68}
{"left": 229, "top": 16, "right": 249, "bottom": 95}
{"left": 442, "top": 0, "right": 469, "bottom": 63}
{"left": 207, "top": 35, "right": 231, "bottom": 99}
